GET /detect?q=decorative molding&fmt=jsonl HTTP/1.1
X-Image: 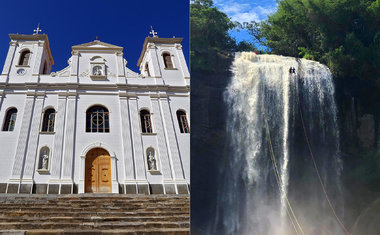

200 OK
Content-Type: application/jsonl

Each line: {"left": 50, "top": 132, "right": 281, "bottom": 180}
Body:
{"left": 79, "top": 70, "right": 89, "bottom": 78}
{"left": 80, "top": 142, "right": 116, "bottom": 157}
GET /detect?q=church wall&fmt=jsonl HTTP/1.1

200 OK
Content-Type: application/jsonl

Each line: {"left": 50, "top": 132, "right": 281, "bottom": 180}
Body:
{"left": 0, "top": 34, "right": 189, "bottom": 194}
{"left": 76, "top": 52, "right": 119, "bottom": 84}
{"left": 74, "top": 94, "right": 125, "bottom": 184}
{"left": 34, "top": 94, "right": 58, "bottom": 184}
{"left": 169, "top": 95, "right": 190, "bottom": 182}
{"left": 156, "top": 45, "right": 188, "bottom": 86}
{"left": 137, "top": 95, "right": 162, "bottom": 184}
{"left": 0, "top": 93, "right": 25, "bottom": 182}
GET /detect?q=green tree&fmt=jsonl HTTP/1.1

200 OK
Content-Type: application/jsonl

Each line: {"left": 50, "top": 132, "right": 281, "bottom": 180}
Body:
{"left": 190, "top": 0, "right": 256, "bottom": 73}
{"left": 248, "top": 0, "right": 380, "bottom": 88}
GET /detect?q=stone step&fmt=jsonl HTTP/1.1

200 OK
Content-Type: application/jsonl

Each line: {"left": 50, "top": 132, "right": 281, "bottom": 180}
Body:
{"left": 0, "top": 202, "right": 189, "bottom": 208}
{"left": 0, "top": 215, "right": 189, "bottom": 223}
{"left": 0, "top": 195, "right": 190, "bottom": 233}
{"left": 0, "top": 228, "right": 190, "bottom": 234}
{"left": 2, "top": 211, "right": 188, "bottom": 218}
{"left": 0, "top": 221, "right": 190, "bottom": 230}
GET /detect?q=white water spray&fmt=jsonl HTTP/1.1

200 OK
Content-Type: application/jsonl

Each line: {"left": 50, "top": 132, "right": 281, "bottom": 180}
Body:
{"left": 213, "top": 52, "right": 343, "bottom": 235}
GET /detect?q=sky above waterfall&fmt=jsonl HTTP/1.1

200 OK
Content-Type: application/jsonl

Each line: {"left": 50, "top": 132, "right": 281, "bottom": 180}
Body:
{"left": 214, "top": 0, "right": 278, "bottom": 46}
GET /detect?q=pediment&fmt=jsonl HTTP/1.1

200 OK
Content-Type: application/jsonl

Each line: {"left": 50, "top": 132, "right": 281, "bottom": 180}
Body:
{"left": 72, "top": 40, "right": 123, "bottom": 51}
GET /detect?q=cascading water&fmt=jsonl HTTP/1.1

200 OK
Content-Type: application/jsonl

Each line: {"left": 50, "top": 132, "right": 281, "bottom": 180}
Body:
{"left": 212, "top": 52, "right": 343, "bottom": 235}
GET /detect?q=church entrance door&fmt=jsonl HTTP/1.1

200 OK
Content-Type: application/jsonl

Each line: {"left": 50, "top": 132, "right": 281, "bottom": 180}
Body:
{"left": 85, "top": 148, "right": 112, "bottom": 193}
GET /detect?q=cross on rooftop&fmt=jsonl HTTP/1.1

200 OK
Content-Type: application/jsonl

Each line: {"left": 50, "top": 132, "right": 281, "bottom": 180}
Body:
{"left": 33, "top": 23, "right": 42, "bottom": 35}
{"left": 95, "top": 36, "right": 99, "bottom": 40}
{"left": 149, "top": 26, "right": 158, "bottom": 38}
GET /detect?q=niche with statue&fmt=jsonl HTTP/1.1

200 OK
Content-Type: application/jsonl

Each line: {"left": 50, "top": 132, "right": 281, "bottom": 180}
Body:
{"left": 146, "top": 147, "right": 160, "bottom": 173}
{"left": 37, "top": 146, "right": 50, "bottom": 173}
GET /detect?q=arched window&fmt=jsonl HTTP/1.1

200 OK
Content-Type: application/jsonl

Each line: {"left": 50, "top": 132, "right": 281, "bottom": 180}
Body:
{"left": 140, "top": 109, "right": 152, "bottom": 133}
{"left": 163, "top": 52, "right": 173, "bottom": 69}
{"left": 2, "top": 108, "right": 17, "bottom": 131}
{"left": 19, "top": 50, "right": 31, "bottom": 66}
{"left": 41, "top": 108, "right": 56, "bottom": 133}
{"left": 177, "top": 110, "right": 190, "bottom": 133}
{"left": 38, "top": 146, "right": 50, "bottom": 171}
{"left": 145, "top": 62, "right": 151, "bottom": 77}
{"left": 86, "top": 106, "right": 109, "bottom": 133}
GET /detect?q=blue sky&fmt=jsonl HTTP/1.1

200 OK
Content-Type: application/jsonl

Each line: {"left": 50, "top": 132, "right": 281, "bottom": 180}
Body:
{"left": 214, "top": 0, "right": 278, "bottom": 45}
{"left": 0, "top": 0, "right": 189, "bottom": 73}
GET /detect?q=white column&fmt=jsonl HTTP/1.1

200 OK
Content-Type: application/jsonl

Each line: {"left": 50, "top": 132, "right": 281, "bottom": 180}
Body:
{"left": 1, "top": 41, "right": 17, "bottom": 78}
{"left": 70, "top": 51, "right": 79, "bottom": 83}
{"left": 151, "top": 97, "right": 173, "bottom": 180}
{"left": 175, "top": 44, "right": 190, "bottom": 79}
{"left": 160, "top": 97, "right": 184, "bottom": 180}
{"left": 50, "top": 95, "right": 67, "bottom": 182}
{"left": 128, "top": 97, "right": 146, "bottom": 181}
{"left": 22, "top": 94, "right": 44, "bottom": 180}
{"left": 119, "top": 95, "right": 135, "bottom": 181}
{"left": 79, "top": 155, "right": 85, "bottom": 193}
{"left": 149, "top": 44, "right": 162, "bottom": 78}
{"left": 0, "top": 90, "right": 5, "bottom": 113}
{"left": 116, "top": 52, "right": 126, "bottom": 83}
{"left": 31, "top": 41, "right": 44, "bottom": 78}
{"left": 9, "top": 94, "right": 35, "bottom": 182}
{"left": 111, "top": 154, "right": 118, "bottom": 193}
{"left": 61, "top": 94, "right": 77, "bottom": 183}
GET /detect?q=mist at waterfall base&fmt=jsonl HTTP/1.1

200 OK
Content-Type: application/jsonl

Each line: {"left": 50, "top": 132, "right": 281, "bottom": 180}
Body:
{"left": 212, "top": 53, "right": 344, "bottom": 235}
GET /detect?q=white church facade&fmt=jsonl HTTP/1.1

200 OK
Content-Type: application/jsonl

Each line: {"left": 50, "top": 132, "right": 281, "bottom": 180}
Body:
{"left": 0, "top": 31, "right": 190, "bottom": 195}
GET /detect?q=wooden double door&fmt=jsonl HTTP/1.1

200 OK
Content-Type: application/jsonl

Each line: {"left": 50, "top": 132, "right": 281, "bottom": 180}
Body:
{"left": 85, "top": 148, "right": 112, "bottom": 193}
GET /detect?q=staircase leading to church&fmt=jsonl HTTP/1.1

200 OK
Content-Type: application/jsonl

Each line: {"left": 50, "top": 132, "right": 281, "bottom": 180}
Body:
{"left": 0, "top": 194, "right": 190, "bottom": 234}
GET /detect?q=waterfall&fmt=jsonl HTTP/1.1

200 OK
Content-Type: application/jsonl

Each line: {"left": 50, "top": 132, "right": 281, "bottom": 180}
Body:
{"left": 212, "top": 52, "right": 343, "bottom": 235}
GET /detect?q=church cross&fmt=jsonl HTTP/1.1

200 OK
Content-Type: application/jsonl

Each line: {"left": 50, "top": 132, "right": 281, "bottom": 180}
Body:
{"left": 33, "top": 23, "right": 42, "bottom": 35}
{"left": 149, "top": 26, "right": 158, "bottom": 38}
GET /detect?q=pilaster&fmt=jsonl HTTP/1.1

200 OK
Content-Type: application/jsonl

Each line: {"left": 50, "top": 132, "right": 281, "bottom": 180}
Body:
{"left": 8, "top": 92, "right": 35, "bottom": 192}
{"left": 151, "top": 97, "right": 173, "bottom": 180}
{"left": 50, "top": 94, "right": 67, "bottom": 181}
{"left": 22, "top": 93, "right": 45, "bottom": 180}
{"left": 128, "top": 97, "right": 146, "bottom": 180}
{"left": 175, "top": 44, "right": 190, "bottom": 79}
{"left": 160, "top": 97, "right": 184, "bottom": 180}
{"left": 61, "top": 93, "right": 77, "bottom": 184}
{"left": 119, "top": 94, "right": 135, "bottom": 181}
{"left": 69, "top": 51, "right": 79, "bottom": 83}
{"left": 0, "top": 41, "right": 17, "bottom": 81}
{"left": 116, "top": 52, "right": 126, "bottom": 83}
{"left": 148, "top": 44, "right": 162, "bottom": 78}
{"left": 30, "top": 41, "right": 44, "bottom": 80}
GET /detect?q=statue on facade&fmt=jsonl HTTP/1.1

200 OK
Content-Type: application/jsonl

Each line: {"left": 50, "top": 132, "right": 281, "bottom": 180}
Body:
{"left": 41, "top": 150, "right": 49, "bottom": 170}
{"left": 93, "top": 66, "right": 102, "bottom": 75}
{"left": 147, "top": 151, "right": 157, "bottom": 170}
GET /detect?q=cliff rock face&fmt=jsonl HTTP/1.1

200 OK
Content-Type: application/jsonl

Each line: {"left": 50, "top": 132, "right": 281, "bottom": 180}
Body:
{"left": 191, "top": 52, "right": 233, "bottom": 234}
{"left": 357, "top": 114, "right": 375, "bottom": 149}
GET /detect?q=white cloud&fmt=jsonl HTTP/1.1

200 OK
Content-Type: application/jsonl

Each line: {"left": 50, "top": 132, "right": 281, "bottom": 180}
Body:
{"left": 214, "top": 0, "right": 277, "bottom": 23}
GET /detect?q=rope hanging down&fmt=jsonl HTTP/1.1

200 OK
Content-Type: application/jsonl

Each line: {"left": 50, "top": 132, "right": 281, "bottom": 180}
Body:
{"left": 296, "top": 76, "right": 351, "bottom": 235}
{"left": 263, "top": 104, "right": 306, "bottom": 235}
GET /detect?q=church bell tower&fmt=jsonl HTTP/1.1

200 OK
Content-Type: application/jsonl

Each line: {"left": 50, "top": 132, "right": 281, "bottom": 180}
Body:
{"left": 0, "top": 26, "right": 54, "bottom": 83}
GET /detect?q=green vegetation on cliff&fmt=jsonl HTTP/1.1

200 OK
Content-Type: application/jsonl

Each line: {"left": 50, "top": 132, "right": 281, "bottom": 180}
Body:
{"left": 247, "top": 0, "right": 380, "bottom": 112}
{"left": 190, "top": 0, "right": 255, "bottom": 74}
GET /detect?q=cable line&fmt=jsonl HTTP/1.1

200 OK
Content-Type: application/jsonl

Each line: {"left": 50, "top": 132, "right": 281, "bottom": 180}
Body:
{"left": 263, "top": 104, "right": 306, "bottom": 235}
{"left": 296, "top": 78, "right": 351, "bottom": 235}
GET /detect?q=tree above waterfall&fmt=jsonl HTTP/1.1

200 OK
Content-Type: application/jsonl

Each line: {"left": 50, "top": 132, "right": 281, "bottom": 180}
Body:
{"left": 247, "top": 0, "right": 380, "bottom": 86}
{"left": 190, "top": 0, "right": 256, "bottom": 73}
